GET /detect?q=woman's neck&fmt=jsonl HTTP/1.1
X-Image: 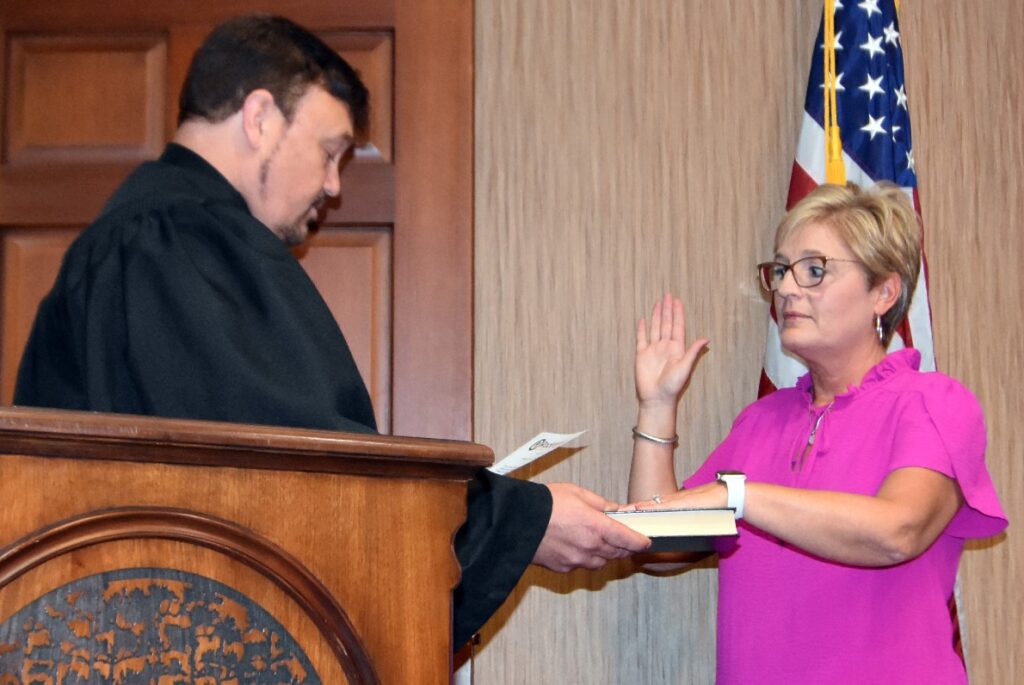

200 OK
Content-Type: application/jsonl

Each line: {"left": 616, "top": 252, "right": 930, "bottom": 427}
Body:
{"left": 806, "top": 344, "right": 887, "bottom": 406}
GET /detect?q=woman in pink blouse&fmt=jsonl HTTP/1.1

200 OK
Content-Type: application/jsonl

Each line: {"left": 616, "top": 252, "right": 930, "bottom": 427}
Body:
{"left": 628, "top": 182, "right": 1007, "bottom": 684}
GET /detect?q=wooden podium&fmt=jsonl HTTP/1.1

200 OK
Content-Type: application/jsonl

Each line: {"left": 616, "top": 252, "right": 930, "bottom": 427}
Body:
{"left": 0, "top": 407, "right": 491, "bottom": 684}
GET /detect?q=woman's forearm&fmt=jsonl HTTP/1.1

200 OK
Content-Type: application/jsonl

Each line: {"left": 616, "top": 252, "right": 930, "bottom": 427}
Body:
{"left": 627, "top": 403, "right": 682, "bottom": 502}
{"left": 639, "top": 467, "right": 963, "bottom": 566}
{"left": 744, "top": 470, "right": 962, "bottom": 566}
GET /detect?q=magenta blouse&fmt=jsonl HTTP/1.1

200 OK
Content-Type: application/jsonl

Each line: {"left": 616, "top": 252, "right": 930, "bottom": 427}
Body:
{"left": 685, "top": 349, "right": 1007, "bottom": 684}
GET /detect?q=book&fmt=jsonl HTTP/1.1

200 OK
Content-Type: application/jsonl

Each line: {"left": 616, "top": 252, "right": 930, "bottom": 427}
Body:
{"left": 606, "top": 508, "right": 738, "bottom": 552}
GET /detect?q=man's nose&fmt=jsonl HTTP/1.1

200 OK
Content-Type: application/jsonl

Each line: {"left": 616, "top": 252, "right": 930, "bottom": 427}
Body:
{"left": 323, "top": 162, "right": 341, "bottom": 198}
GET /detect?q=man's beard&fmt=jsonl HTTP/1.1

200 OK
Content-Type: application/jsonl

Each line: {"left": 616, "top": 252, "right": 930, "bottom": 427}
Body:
{"left": 285, "top": 191, "right": 328, "bottom": 245}
{"left": 258, "top": 155, "right": 326, "bottom": 246}
{"left": 277, "top": 199, "right": 322, "bottom": 247}
{"left": 278, "top": 222, "right": 308, "bottom": 247}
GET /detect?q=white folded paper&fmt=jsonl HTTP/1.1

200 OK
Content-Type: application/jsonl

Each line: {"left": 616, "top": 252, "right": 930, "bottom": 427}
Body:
{"left": 488, "top": 430, "right": 586, "bottom": 475}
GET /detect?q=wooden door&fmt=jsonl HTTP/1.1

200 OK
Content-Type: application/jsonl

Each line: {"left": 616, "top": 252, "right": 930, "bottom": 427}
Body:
{"left": 0, "top": 0, "right": 473, "bottom": 440}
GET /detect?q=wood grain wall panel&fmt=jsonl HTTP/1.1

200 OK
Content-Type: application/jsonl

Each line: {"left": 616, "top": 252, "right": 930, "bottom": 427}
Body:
{"left": 0, "top": 229, "right": 79, "bottom": 404}
{"left": 474, "top": 0, "right": 1019, "bottom": 683}
{"left": 900, "top": 3, "right": 1023, "bottom": 683}
{"left": 5, "top": 35, "right": 166, "bottom": 165}
{"left": 475, "top": 2, "right": 819, "bottom": 682}
{"left": 295, "top": 229, "right": 392, "bottom": 433}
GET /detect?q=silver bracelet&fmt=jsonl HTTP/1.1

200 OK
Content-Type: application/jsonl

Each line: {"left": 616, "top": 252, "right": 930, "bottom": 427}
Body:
{"left": 631, "top": 425, "right": 678, "bottom": 445}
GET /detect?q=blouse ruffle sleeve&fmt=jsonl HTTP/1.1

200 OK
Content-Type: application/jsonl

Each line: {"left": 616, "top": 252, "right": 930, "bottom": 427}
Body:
{"left": 889, "top": 375, "right": 1008, "bottom": 539}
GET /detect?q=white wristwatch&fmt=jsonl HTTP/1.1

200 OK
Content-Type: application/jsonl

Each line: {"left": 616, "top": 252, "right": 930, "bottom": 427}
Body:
{"left": 716, "top": 471, "right": 747, "bottom": 519}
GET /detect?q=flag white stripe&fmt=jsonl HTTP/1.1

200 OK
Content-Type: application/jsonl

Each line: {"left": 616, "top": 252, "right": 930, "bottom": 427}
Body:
{"left": 907, "top": 259, "right": 936, "bottom": 372}
{"left": 764, "top": 319, "right": 810, "bottom": 389}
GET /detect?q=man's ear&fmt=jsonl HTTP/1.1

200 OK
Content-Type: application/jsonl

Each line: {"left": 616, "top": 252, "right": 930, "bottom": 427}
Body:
{"left": 875, "top": 272, "right": 902, "bottom": 317}
{"left": 240, "top": 89, "right": 280, "bottom": 150}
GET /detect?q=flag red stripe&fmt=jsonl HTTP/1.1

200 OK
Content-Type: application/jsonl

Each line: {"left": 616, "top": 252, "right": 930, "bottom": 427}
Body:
{"left": 786, "top": 162, "right": 819, "bottom": 211}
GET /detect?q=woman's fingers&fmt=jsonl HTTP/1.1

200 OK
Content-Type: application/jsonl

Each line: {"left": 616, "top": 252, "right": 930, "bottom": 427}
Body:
{"left": 636, "top": 317, "right": 649, "bottom": 350}
{"left": 649, "top": 298, "right": 663, "bottom": 343}
{"left": 660, "top": 292, "right": 674, "bottom": 341}
{"left": 673, "top": 297, "right": 685, "bottom": 343}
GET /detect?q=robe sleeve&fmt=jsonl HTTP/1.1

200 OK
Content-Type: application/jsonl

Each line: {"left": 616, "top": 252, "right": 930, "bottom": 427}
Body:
{"left": 452, "top": 471, "right": 552, "bottom": 648}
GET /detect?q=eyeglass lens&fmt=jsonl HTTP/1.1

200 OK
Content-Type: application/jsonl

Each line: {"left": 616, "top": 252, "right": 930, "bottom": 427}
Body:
{"left": 759, "top": 256, "right": 827, "bottom": 291}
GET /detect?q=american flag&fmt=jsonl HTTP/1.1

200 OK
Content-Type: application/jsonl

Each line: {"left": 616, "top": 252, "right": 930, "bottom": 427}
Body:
{"left": 759, "top": 0, "right": 935, "bottom": 396}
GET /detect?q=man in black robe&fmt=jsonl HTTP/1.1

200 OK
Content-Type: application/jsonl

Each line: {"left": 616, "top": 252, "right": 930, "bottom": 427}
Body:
{"left": 13, "top": 15, "right": 649, "bottom": 649}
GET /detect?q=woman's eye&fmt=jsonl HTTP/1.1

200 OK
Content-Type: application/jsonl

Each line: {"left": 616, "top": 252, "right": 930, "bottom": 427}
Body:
{"left": 771, "top": 265, "right": 788, "bottom": 279}
{"left": 807, "top": 265, "right": 825, "bottom": 278}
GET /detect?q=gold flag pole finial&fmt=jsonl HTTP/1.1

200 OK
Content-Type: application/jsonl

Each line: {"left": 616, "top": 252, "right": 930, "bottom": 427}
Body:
{"left": 823, "top": 0, "right": 846, "bottom": 184}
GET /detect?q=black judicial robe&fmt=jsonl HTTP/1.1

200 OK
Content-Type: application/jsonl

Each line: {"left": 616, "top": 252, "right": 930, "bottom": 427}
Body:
{"left": 14, "top": 143, "right": 551, "bottom": 648}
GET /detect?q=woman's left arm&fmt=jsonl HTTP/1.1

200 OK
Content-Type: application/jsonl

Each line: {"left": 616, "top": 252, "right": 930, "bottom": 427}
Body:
{"left": 649, "top": 467, "right": 963, "bottom": 566}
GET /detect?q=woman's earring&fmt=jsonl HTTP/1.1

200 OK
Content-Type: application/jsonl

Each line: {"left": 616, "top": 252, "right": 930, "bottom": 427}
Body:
{"left": 875, "top": 314, "right": 884, "bottom": 344}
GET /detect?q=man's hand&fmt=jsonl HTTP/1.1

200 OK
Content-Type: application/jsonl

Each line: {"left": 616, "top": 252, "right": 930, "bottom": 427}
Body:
{"left": 532, "top": 483, "right": 651, "bottom": 572}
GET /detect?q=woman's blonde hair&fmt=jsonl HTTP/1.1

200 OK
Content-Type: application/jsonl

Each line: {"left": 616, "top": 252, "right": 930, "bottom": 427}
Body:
{"left": 774, "top": 182, "right": 921, "bottom": 346}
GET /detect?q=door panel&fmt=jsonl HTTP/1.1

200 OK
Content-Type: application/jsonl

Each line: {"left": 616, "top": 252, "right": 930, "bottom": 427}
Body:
{"left": 293, "top": 228, "right": 392, "bottom": 432}
{"left": 0, "top": 229, "right": 78, "bottom": 403}
{"left": 6, "top": 34, "right": 166, "bottom": 165}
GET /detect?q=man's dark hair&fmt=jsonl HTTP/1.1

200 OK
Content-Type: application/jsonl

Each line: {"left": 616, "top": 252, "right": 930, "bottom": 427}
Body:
{"left": 178, "top": 14, "right": 368, "bottom": 137}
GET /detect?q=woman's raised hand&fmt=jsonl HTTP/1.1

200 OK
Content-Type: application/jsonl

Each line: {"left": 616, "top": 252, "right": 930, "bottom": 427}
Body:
{"left": 635, "top": 293, "right": 709, "bottom": 408}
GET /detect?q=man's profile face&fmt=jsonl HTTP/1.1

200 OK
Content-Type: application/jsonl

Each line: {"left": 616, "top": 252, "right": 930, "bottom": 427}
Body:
{"left": 253, "top": 85, "right": 354, "bottom": 245}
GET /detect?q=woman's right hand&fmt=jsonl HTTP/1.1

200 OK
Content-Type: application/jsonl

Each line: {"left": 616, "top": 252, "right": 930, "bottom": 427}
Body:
{"left": 635, "top": 293, "right": 709, "bottom": 409}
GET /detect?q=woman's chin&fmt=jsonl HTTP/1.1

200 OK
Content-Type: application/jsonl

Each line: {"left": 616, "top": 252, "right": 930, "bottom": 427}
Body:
{"left": 779, "top": 333, "right": 814, "bottom": 362}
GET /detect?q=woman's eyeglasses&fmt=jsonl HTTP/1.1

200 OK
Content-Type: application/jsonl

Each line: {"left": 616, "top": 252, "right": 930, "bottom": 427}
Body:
{"left": 757, "top": 256, "right": 860, "bottom": 292}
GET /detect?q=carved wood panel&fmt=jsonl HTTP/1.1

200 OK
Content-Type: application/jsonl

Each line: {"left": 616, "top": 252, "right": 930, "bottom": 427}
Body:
{"left": 0, "top": 508, "right": 377, "bottom": 684}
